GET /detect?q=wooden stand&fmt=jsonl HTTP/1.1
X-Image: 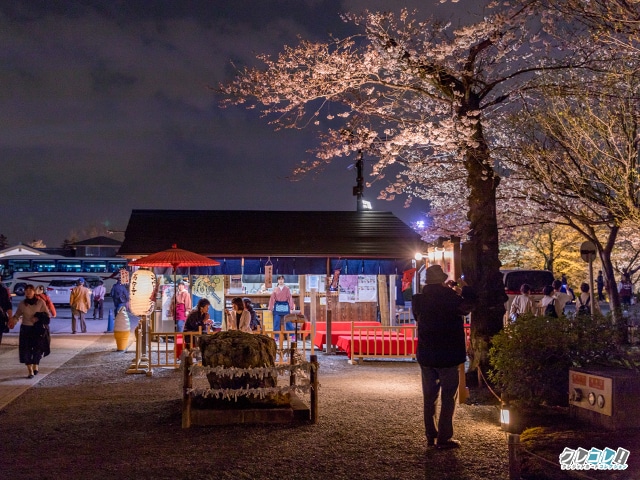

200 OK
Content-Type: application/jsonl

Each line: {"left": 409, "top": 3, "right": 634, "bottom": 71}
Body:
{"left": 182, "top": 345, "right": 319, "bottom": 427}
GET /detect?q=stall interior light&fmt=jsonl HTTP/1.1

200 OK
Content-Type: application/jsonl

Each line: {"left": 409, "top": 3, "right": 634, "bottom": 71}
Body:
{"left": 415, "top": 252, "right": 427, "bottom": 261}
{"left": 361, "top": 199, "right": 372, "bottom": 210}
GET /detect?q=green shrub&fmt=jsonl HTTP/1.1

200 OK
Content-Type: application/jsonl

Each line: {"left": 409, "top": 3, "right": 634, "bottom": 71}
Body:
{"left": 488, "top": 313, "right": 618, "bottom": 407}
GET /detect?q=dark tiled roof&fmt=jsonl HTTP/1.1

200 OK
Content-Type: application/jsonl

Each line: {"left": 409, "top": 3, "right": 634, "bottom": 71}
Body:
{"left": 71, "top": 236, "right": 123, "bottom": 247}
{"left": 118, "top": 210, "right": 426, "bottom": 259}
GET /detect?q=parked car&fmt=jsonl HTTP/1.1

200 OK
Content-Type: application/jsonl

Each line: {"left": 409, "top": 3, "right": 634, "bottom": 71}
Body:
{"left": 502, "top": 269, "right": 555, "bottom": 319}
{"left": 46, "top": 277, "right": 98, "bottom": 306}
{"left": 12, "top": 276, "right": 102, "bottom": 297}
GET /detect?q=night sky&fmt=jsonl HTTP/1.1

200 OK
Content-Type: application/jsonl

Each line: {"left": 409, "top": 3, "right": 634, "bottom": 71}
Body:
{"left": 0, "top": 0, "right": 481, "bottom": 247}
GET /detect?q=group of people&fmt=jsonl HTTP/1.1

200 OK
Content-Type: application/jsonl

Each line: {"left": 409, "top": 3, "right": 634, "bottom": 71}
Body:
{"left": 510, "top": 272, "right": 638, "bottom": 320}
{"left": 595, "top": 270, "right": 635, "bottom": 305}
{"left": 509, "top": 278, "right": 597, "bottom": 320}
{"left": 66, "top": 277, "right": 130, "bottom": 334}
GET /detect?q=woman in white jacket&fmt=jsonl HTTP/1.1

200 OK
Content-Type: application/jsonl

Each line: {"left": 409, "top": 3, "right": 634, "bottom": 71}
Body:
{"left": 226, "top": 297, "right": 252, "bottom": 332}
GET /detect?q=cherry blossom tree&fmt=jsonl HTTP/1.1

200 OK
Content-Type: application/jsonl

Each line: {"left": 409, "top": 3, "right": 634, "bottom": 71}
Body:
{"left": 502, "top": 64, "right": 640, "bottom": 324}
{"left": 500, "top": 223, "right": 586, "bottom": 282}
{"left": 219, "top": 2, "right": 605, "bottom": 368}
{"left": 611, "top": 226, "right": 640, "bottom": 285}
{"left": 549, "top": 0, "right": 640, "bottom": 38}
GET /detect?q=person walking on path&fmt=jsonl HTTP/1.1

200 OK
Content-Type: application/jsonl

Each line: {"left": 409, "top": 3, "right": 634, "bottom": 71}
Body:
{"left": 411, "top": 265, "right": 473, "bottom": 450}
{"left": 69, "top": 278, "right": 91, "bottom": 334}
{"left": 35, "top": 285, "right": 56, "bottom": 319}
{"left": 110, "top": 277, "right": 129, "bottom": 315}
{"left": 596, "top": 271, "right": 605, "bottom": 302}
{"left": 92, "top": 280, "right": 106, "bottom": 319}
{"left": 0, "top": 282, "right": 13, "bottom": 345}
{"left": 9, "top": 284, "right": 51, "bottom": 378}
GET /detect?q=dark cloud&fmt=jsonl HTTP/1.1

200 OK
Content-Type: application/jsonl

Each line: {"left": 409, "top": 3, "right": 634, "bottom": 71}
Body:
{"left": 0, "top": 0, "right": 477, "bottom": 246}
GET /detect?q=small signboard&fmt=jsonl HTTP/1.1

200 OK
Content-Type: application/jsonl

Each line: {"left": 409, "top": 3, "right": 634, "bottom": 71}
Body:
{"left": 580, "top": 241, "right": 597, "bottom": 262}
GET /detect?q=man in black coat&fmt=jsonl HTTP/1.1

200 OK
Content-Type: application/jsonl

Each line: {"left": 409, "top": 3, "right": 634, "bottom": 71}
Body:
{"left": 412, "top": 265, "right": 472, "bottom": 450}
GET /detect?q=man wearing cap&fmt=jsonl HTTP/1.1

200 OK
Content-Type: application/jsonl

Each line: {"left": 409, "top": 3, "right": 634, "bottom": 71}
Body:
{"left": 69, "top": 278, "right": 91, "bottom": 334}
{"left": 412, "top": 264, "right": 473, "bottom": 450}
{"left": 110, "top": 277, "right": 129, "bottom": 315}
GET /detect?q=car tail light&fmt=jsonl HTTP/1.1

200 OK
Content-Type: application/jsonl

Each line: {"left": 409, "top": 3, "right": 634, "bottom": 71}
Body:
{"left": 47, "top": 287, "right": 54, "bottom": 292}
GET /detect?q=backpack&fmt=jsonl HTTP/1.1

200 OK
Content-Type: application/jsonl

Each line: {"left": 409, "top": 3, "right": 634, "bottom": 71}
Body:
{"left": 544, "top": 299, "right": 558, "bottom": 318}
{"left": 577, "top": 296, "right": 590, "bottom": 315}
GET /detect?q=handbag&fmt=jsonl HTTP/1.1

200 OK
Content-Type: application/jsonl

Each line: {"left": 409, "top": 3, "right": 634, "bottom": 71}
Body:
{"left": 40, "top": 326, "right": 51, "bottom": 357}
{"left": 544, "top": 299, "right": 558, "bottom": 318}
{"left": 274, "top": 301, "right": 290, "bottom": 315}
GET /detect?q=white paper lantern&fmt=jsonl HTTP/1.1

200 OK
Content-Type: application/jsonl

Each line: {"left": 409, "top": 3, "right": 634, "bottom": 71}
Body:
{"left": 129, "top": 269, "right": 157, "bottom": 316}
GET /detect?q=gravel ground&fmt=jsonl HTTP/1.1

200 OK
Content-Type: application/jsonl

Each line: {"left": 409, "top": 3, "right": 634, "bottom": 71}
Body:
{"left": 0, "top": 336, "right": 511, "bottom": 480}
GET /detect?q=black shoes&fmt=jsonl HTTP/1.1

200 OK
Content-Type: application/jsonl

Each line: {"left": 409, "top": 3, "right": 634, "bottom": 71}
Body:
{"left": 436, "top": 439, "right": 461, "bottom": 450}
{"left": 33, "top": 370, "right": 38, "bottom": 375}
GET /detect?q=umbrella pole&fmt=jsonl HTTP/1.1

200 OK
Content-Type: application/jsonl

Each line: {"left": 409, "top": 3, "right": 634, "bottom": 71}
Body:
{"left": 173, "top": 268, "right": 177, "bottom": 332}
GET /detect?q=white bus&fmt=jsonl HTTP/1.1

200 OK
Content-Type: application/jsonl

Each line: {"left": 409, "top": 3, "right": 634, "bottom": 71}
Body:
{"left": 0, "top": 254, "right": 128, "bottom": 296}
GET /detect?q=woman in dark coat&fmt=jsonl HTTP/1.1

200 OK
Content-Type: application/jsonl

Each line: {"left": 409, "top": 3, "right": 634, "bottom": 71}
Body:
{"left": 9, "top": 284, "right": 51, "bottom": 378}
{"left": 184, "top": 298, "right": 213, "bottom": 348}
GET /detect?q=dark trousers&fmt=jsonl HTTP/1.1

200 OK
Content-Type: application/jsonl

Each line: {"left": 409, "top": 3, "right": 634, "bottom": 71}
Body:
{"left": 420, "top": 364, "right": 459, "bottom": 442}
{"left": 19, "top": 325, "right": 44, "bottom": 365}
{"left": 93, "top": 299, "right": 104, "bottom": 319}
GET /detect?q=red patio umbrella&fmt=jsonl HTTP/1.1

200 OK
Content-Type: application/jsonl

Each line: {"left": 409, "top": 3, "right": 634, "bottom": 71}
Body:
{"left": 129, "top": 244, "right": 221, "bottom": 270}
{"left": 129, "top": 244, "right": 220, "bottom": 321}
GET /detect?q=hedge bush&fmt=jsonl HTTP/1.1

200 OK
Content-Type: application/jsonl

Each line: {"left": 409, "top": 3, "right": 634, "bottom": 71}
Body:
{"left": 488, "top": 313, "right": 618, "bottom": 407}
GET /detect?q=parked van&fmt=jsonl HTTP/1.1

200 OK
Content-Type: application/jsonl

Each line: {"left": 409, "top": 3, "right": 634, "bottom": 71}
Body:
{"left": 502, "top": 269, "right": 555, "bottom": 320}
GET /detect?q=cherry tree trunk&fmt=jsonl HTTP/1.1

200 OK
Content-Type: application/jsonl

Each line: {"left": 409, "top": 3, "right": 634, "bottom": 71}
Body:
{"left": 460, "top": 114, "right": 507, "bottom": 374}
{"left": 597, "top": 226, "right": 628, "bottom": 342}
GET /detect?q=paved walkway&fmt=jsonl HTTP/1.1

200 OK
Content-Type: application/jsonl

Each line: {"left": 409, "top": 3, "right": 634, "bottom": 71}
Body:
{"left": 0, "top": 333, "right": 103, "bottom": 409}
{"left": 0, "top": 314, "right": 138, "bottom": 410}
